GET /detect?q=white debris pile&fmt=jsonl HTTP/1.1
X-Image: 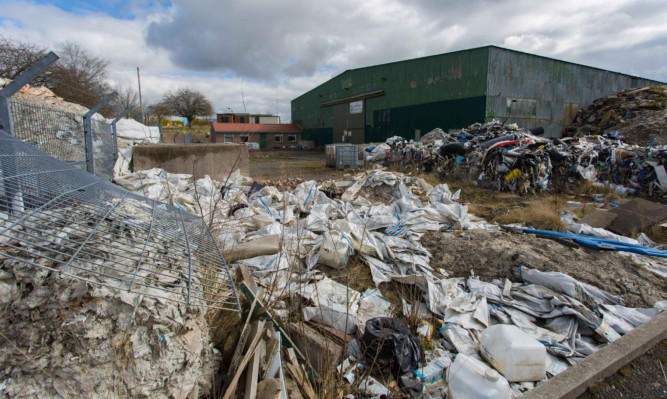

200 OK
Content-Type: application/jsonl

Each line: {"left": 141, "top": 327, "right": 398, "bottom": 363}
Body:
{"left": 111, "top": 119, "right": 162, "bottom": 178}
{"left": 116, "top": 166, "right": 666, "bottom": 397}
{"left": 0, "top": 201, "right": 219, "bottom": 398}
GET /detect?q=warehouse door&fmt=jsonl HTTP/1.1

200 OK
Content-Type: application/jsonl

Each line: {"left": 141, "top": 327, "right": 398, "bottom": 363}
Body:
{"left": 333, "top": 100, "right": 365, "bottom": 144}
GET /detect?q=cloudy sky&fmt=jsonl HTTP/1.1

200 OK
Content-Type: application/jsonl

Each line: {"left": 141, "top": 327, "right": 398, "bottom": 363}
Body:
{"left": 1, "top": 0, "right": 666, "bottom": 121}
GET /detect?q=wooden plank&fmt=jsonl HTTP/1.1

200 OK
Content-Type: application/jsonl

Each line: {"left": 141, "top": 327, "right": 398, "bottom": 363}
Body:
{"left": 221, "top": 320, "right": 266, "bottom": 399}
{"left": 240, "top": 282, "right": 320, "bottom": 380}
{"left": 285, "top": 359, "right": 317, "bottom": 399}
{"left": 237, "top": 263, "right": 258, "bottom": 289}
{"left": 306, "top": 321, "right": 354, "bottom": 344}
{"left": 222, "top": 289, "right": 261, "bottom": 392}
{"left": 244, "top": 339, "right": 264, "bottom": 399}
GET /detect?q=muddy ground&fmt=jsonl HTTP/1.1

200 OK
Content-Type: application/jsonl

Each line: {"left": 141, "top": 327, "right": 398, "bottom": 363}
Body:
{"left": 421, "top": 230, "right": 665, "bottom": 308}
{"left": 250, "top": 150, "right": 348, "bottom": 181}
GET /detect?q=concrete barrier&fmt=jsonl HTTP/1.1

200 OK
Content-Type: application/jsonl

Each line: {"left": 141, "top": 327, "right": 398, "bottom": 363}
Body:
{"left": 132, "top": 143, "right": 249, "bottom": 180}
{"left": 524, "top": 311, "right": 667, "bottom": 399}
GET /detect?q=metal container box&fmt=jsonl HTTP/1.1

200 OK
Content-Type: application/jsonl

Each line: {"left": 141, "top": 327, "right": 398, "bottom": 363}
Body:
{"left": 335, "top": 145, "right": 358, "bottom": 169}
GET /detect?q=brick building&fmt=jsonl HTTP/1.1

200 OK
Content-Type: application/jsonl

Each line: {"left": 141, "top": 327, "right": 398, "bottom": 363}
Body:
{"left": 210, "top": 123, "right": 302, "bottom": 149}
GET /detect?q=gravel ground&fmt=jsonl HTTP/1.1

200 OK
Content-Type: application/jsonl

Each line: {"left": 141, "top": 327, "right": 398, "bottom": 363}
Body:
{"left": 578, "top": 340, "right": 667, "bottom": 398}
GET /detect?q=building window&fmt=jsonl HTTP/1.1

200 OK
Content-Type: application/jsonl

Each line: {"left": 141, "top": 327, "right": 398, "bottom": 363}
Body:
{"left": 239, "top": 116, "right": 245, "bottom": 123}
{"left": 288, "top": 134, "right": 296, "bottom": 142}
{"left": 275, "top": 135, "right": 283, "bottom": 143}
{"left": 224, "top": 135, "right": 234, "bottom": 143}
{"left": 255, "top": 116, "right": 260, "bottom": 123}
{"left": 221, "top": 116, "right": 229, "bottom": 123}
{"left": 240, "top": 135, "right": 249, "bottom": 142}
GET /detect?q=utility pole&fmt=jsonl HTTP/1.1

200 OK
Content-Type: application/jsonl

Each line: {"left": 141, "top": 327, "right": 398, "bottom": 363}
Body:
{"left": 137, "top": 67, "right": 144, "bottom": 124}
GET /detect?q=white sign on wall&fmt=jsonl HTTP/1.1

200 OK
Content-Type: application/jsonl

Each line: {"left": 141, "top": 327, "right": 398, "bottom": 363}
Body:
{"left": 349, "top": 100, "right": 363, "bottom": 114}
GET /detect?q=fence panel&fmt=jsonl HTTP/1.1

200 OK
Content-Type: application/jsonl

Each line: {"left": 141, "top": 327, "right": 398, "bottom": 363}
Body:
{"left": 91, "top": 118, "right": 115, "bottom": 180}
{"left": 0, "top": 128, "right": 240, "bottom": 310}
{"left": 9, "top": 99, "right": 115, "bottom": 178}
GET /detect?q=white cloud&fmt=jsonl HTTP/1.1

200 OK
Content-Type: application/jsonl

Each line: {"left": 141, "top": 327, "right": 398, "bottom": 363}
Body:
{"left": 1, "top": 0, "right": 665, "bottom": 122}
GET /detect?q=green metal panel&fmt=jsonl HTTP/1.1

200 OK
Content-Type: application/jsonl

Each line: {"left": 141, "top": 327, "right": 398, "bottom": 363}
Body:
{"left": 291, "top": 47, "right": 490, "bottom": 146}
{"left": 259, "top": 134, "right": 266, "bottom": 149}
{"left": 302, "top": 127, "right": 333, "bottom": 147}
{"left": 365, "top": 96, "right": 486, "bottom": 142}
{"left": 333, "top": 101, "right": 365, "bottom": 143}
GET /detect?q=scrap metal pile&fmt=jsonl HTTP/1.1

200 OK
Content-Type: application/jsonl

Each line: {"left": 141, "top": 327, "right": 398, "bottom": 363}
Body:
{"left": 115, "top": 165, "right": 666, "bottom": 398}
{"left": 367, "top": 120, "right": 666, "bottom": 198}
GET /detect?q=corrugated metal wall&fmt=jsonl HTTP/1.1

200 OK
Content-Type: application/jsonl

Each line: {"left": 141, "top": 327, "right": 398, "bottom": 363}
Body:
{"left": 292, "top": 46, "right": 664, "bottom": 145}
{"left": 293, "top": 47, "right": 489, "bottom": 145}
{"left": 486, "top": 47, "right": 663, "bottom": 137}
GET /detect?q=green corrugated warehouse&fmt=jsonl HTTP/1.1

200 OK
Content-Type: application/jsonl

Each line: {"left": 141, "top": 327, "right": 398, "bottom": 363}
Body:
{"left": 291, "top": 45, "right": 662, "bottom": 145}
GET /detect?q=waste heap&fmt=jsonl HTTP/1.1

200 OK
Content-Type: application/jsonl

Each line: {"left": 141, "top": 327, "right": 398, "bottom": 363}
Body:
{"left": 116, "top": 166, "right": 666, "bottom": 398}
{"left": 562, "top": 85, "right": 667, "bottom": 147}
{"left": 0, "top": 133, "right": 231, "bottom": 398}
{"left": 365, "top": 119, "right": 666, "bottom": 198}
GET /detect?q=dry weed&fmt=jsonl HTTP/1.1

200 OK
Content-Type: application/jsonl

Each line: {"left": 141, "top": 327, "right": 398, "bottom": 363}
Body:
{"left": 496, "top": 200, "right": 566, "bottom": 231}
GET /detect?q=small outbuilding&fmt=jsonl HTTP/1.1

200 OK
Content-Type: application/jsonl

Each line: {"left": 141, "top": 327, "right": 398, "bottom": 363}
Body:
{"left": 210, "top": 123, "right": 302, "bottom": 149}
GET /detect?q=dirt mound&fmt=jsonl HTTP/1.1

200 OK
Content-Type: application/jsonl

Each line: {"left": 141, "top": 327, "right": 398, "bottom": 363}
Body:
{"left": 562, "top": 85, "right": 667, "bottom": 146}
{"left": 421, "top": 230, "right": 665, "bottom": 308}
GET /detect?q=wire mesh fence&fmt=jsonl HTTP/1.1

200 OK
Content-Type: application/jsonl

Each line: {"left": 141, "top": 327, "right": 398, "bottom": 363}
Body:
{"left": 0, "top": 128, "right": 240, "bottom": 311}
{"left": 8, "top": 99, "right": 115, "bottom": 179}
{"left": 90, "top": 118, "right": 115, "bottom": 180}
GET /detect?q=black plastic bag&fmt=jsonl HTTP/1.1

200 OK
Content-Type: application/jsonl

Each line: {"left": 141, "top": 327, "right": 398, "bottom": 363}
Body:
{"left": 361, "top": 317, "right": 423, "bottom": 374}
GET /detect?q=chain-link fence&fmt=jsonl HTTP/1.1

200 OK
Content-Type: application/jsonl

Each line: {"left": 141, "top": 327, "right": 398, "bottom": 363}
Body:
{"left": 0, "top": 128, "right": 240, "bottom": 311}
{"left": 8, "top": 99, "right": 115, "bottom": 179}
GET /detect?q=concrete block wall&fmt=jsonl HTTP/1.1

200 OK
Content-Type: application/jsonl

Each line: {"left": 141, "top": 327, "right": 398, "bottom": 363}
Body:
{"left": 132, "top": 143, "right": 249, "bottom": 180}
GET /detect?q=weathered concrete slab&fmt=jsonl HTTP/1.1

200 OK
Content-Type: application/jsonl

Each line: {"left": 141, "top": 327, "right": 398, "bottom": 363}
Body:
{"left": 286, "top": 322, "right": 344, "bottom": 377}
{"left": 133, "top": 143, "right": 249, "bottom": 180}
{"left": 523, "top": 311, "right": 667, "bottom": 399}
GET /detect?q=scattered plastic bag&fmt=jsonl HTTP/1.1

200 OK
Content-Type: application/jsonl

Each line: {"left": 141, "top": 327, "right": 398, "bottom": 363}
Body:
{"left": 361, "top": 317, "right": 423, "bottom": 374}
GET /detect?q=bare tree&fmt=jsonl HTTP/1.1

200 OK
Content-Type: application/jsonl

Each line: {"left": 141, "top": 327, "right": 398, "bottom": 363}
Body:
{"left": 162, "top": 88, "right": 213, "bottom": 128}
{"left": 111, "top": 83, "right": 139, "bottom": 118}
{"left": 48, "top": 41, "right": 113, "bottom": 115}
{"left": 0, "top": 37, "right": 117, "bottom": 117}
{"left": 0, "top": 35, "right": 48, "bottom": 83}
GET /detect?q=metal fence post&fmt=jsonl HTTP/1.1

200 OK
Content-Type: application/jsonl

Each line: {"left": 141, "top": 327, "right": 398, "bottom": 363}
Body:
{"left": 0, "top": 52, "right": 59, "bottom": 215}
{"left": 0, "top": 52, "right": 59, "bottom": 135}
{"left": 83, "top": 92, "right": 117, "bottom": 175}
{"left": 110, "top": 106, "right": 137, "bottom": 163}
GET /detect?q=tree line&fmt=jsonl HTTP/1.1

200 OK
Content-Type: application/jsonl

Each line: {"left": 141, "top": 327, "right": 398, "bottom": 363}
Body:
{"left": 0, "top": 35, "right": 213, "bottom": 127}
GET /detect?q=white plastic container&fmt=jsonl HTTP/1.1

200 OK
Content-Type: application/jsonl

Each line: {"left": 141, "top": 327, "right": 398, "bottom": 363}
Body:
{"left": 447, "top": 353, "right": 510, "bottom": 399}
{"left": 479, "top": 324, "right": 546, "bottom": 382}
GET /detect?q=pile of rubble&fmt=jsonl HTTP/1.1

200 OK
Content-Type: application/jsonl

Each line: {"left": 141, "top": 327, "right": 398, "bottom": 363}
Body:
{"left": 114, "top": 165, "right": 666, "bottom": 398}
{"left": 1, "top": 77, "right": 100, "bottom": 117}
{"left": 562, "top": 85, "right": 667, "bottom": 147}
{"left": 0, "top": 195, "right": 220, "bottom": 398}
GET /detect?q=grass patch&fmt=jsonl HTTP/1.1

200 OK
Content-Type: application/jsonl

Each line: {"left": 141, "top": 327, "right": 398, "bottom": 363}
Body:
{"left": 643, "top": 223, "right": 667, "bottom": 245}
{"left": 495, "top": 200, "right": 566, "bottom": 231}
